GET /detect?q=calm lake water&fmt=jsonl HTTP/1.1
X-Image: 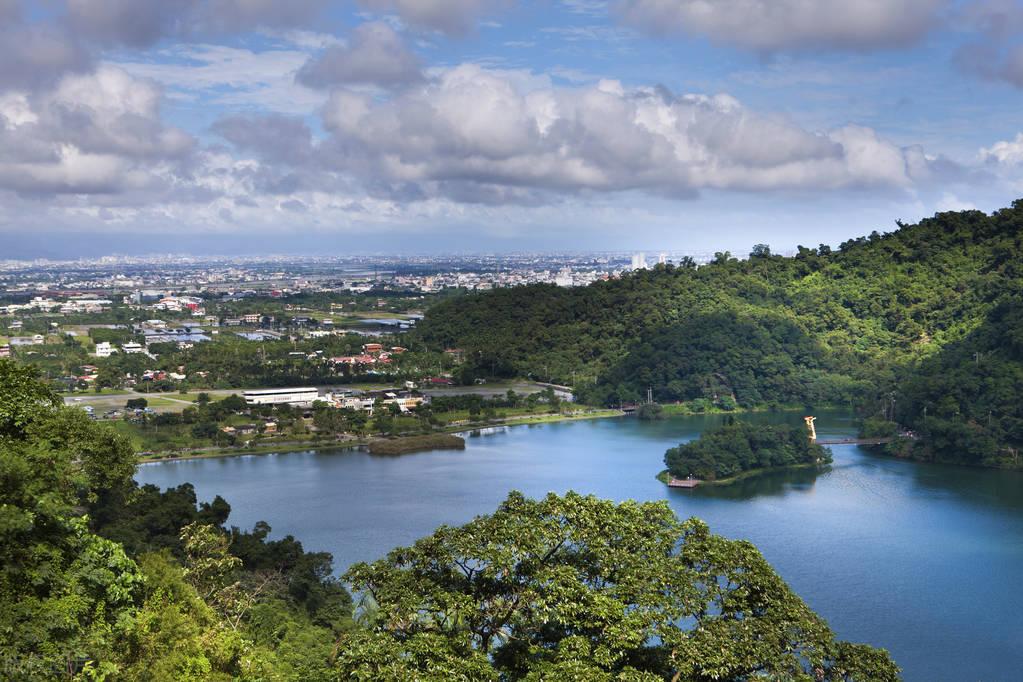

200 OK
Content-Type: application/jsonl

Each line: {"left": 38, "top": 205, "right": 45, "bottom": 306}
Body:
{"left": 136, "top": 411, "right": 1023, "bottom": 681}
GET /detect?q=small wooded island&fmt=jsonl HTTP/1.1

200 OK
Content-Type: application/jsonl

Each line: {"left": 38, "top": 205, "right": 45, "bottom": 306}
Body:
{"left": 368, "top": 433, "right": 466, "bottom": 456}
{"left": 662, "top": 419, "right": 831, "bottom": 485}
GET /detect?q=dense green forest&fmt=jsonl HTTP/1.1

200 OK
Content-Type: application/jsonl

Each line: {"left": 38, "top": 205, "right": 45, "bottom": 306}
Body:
{"left": 0, "top": 359, "right": 896, "bottom": 680}
{"left": 893, "top": 293, "right": 1023, "bottom": 467}
{"left": 664, "top": 419, "right": 831, "bottom": 482}
{"left": 0, "top": 361, "right": 355, "bottom": 680}
{"left": 416, "top": 201, "right": 1023, "bottom": 467}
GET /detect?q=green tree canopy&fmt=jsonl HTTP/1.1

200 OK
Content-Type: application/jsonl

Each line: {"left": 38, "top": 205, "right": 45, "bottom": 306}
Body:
{"left": 339, "top": 491, "right": 896, "bottom": 681}
{"left": 665, "top": 420, "right": 831, "bottom": 481}
{"left": 0, "top": 359, "right": 142, "bottom": 677}
{"left": 0, "top": 359, "right": 62, "bottom": 438}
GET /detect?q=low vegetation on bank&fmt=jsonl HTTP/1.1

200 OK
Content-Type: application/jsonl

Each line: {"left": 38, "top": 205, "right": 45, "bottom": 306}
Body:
{"left": 664, "top": 418, "right": 832, "bottom": 483}
{"left": 368, "top": 433, "right": 465, "bottom": 456}
{"left": 87, "top": 386, "right": 571, "bottom": 460}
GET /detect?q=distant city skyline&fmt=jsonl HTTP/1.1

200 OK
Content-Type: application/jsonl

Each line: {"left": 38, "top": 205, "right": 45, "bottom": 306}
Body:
{"left": 2, "top": 1, "right": 1022, "bottom": 257}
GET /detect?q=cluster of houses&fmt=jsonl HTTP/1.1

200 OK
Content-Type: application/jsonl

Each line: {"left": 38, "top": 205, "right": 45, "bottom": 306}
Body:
{"left": 329, "top": 343, "right": 407, "bottom": 369}
{"left": 324, "top": 390, "right": 425, "bottom": 414}
{"left": 7, "top": 334, "right": 46, "bottom": 346}
{"left": 139, "top": 368, "right": 188, "bottom": 382}
{"left": 220, "top": 313, "right": 273, "bottom": 327}
{"left": 220, "top": 422, "right": 279, "bottom": 437}
{"left": 0, "top": 295, "right": 112, "bottom": 316}
{"left": 70, "top": 363, "right": 189, "bottom": 386}
{"left": 241, "top": 385, "right": 426, "bottom": 415}
{"left": 151, "top": 296, "right": 204, "bottom": 314}
{"left": 141, "top": 326, "right": 211, "bottom": 346}
{"left": 95, "top": 341, "right": 144, "bottom": 357}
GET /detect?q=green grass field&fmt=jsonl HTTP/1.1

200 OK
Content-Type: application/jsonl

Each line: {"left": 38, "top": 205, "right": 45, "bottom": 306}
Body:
{"left": 61, "top": 387, "right": 125, "bottom": 396}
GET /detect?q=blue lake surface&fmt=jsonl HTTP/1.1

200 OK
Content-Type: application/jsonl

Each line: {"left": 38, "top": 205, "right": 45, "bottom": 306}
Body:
{"left": 136, "top": 411, "right": 1023, "bottom": 681}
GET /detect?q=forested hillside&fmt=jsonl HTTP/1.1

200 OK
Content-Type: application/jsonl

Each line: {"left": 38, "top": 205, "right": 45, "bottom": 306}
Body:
{"left": 416, "top": 201, "right": 1023, "bottom": 467}
{"left": 896, "top": 293, "right": 1023, "bottom": 467}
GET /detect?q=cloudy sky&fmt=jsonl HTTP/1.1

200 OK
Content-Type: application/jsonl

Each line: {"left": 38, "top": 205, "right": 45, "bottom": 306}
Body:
{"left": 2, "top": 0, "right": 1023, "bottom": 258}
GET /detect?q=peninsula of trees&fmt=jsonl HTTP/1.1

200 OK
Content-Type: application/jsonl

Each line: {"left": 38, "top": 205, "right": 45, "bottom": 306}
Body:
{"left": 664, "top": 420, "right": 832, "bottom": 483}
{"left": 416, "top": 201, "right": 1023, "bottom": 468}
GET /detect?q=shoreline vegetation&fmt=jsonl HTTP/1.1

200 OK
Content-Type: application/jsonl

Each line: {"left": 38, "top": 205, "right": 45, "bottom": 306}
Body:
{"left": 133, "top": 400, "right": 858, "bottom": 465}
{"left": 137, "top": 407, "right": 623, "bottom": 463}
{"left": 657, "top": 461, "right": 830, "bottom": 488}
{"left": 661, "top": 419, "right": 832, "bottom": 487}
{"left": 133, "top": 400, "right": 854, "bottom": 464}
{"left": 368, "top": 433, "right": 465, "bottom": 456}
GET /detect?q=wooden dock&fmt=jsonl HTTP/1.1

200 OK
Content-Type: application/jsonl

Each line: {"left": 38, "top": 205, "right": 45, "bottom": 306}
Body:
{"left": 667, "top": 477, "right": 701, "bottom": 489}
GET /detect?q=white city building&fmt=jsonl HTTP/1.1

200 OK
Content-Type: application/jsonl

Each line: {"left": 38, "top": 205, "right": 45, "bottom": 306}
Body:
{"left": 243, "top": 387, "right": 320, "bottom": 406}
{"left": 95, "top": 341, "right": 115, "bottom": 358}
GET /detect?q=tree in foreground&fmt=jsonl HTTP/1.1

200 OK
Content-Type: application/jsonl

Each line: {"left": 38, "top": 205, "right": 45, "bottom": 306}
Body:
{"left": 0, "top": 359, "right": 352, "bottom": 679}
{"left": 339, "top": 491, "right": 898, "bottom": 681}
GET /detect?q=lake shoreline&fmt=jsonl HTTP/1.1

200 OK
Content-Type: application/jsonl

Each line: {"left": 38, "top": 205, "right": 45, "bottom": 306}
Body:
{"left": 657, "top": 462, "right": 830, "bottom": 488}
{"left": 136, "top": 403, "right": 858, "bottom": 465}
{"left": 137, "top": 408, "right": 624, "bottom": 463}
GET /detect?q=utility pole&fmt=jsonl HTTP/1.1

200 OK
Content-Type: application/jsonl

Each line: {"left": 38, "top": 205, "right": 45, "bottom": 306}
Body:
{"left": 647, "top": 387, "right": 653, "bottom": 405}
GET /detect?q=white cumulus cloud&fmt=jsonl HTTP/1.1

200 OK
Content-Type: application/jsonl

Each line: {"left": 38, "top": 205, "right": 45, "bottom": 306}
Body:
{"left": 980, "top": 133, "right": 1023, "bottom": 165}
{"left": 311, "top": 64, "right": 940, "bottom": 203}
{"left": 0, "top": 66, "right": 193, "bottom": 196}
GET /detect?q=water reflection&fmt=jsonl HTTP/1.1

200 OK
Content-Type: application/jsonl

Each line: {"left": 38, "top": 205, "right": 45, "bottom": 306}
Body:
{"left": 683, "top": 464, "right": 830, "bottom": 501}
{"left": 862, "top": 447, "right": 1023, "bottom": 513}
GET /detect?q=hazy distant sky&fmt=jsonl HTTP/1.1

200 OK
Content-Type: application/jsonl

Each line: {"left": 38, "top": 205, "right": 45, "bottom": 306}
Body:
{"left": 2, "top": 0, "right": 1023, "bottom": 258}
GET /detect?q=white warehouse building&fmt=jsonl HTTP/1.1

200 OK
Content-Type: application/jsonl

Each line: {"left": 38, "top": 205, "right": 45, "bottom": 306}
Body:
{"left": 243, "top": 387, "right": 320, "bottom": 407}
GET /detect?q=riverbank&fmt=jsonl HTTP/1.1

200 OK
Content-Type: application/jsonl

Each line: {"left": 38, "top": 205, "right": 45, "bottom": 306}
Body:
{"left": 137, "top": 438, "right": 364, "bottom": 463}
{"left": 136, "top": 405, "right": 838, "bottom": 465}
{"left": 657, "top": 462, "right": 830, "bottom": 488}
{"left": 137, "top": 408, "right": 623, "bottom": 463}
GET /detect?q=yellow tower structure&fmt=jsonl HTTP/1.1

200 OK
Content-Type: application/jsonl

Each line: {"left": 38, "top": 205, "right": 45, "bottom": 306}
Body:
{"left": 804, "top": 416, "right": 817, "bottom": 441}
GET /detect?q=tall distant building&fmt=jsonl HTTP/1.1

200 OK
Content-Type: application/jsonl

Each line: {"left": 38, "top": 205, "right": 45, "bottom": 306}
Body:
{"left": 657, "top": 252, "right": 667, "bottom": 265}
{"left": 631, "top": 252, "right": 647, "bottom": 270}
